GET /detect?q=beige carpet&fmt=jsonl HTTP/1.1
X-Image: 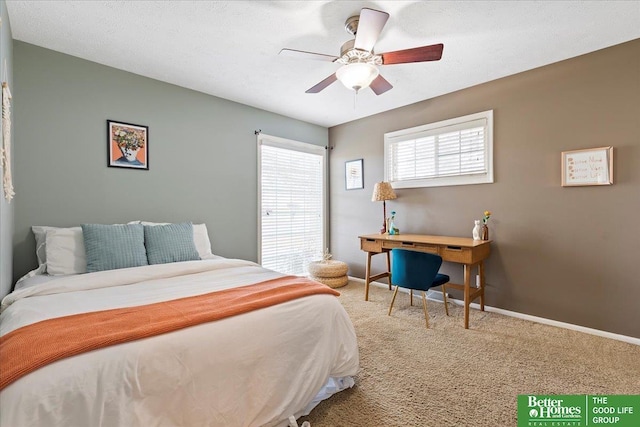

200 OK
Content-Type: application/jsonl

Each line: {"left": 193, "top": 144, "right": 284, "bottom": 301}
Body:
{"left": 300, "top": 281, "right": 640, "bottom": 426}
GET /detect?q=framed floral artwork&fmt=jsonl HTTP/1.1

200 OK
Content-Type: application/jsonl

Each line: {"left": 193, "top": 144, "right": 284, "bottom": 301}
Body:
{"left": 107, "top": 120, "right": 149, "bottom": 170}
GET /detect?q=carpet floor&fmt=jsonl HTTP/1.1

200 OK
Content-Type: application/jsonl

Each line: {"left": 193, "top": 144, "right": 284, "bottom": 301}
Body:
{"left": 300, "top": 281, "right": 640, "bottom": 426}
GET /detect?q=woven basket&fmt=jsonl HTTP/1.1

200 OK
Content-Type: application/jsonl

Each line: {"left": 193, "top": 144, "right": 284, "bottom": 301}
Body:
{"left": 310, "top": 275, "right": 348, "bottom": 289}
{"left": 308, "top": 260, "right": 348, "bottom": 278}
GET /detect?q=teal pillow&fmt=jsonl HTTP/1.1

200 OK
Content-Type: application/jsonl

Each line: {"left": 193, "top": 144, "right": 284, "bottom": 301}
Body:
{"left": 144, "top": 222, "right": 200, "bottom": 265}
{"left": 81, "top": 224, "right": 148, "bottom": 272}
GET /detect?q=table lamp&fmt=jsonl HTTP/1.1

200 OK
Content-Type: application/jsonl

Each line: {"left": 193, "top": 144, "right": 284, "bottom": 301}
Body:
{"left": 371, "top": 181, "right": 397, "bottom": 234}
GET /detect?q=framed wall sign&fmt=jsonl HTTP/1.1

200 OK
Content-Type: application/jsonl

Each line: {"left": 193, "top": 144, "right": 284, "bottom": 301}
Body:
{"left": 561, "top": 146, "right": 613, "bottom": 187}
{"left": 107, "top": 120, "right": 149, "bottom": 170}
{"left": 345, "top": 159, "right": 364, "bottom": 190}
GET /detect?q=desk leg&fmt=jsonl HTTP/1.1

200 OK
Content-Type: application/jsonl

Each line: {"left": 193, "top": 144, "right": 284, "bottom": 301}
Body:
{"left": 463, "top": 264, "right": 471, "bottom": 329}
{"left": 364, "top": 252, "right": 372, "bottom": 301}
{"left": 478, "top": 261, "right": 485, "bottom": 311}
{"left": 386, "top": 251, "right": 392, "bottom": 290}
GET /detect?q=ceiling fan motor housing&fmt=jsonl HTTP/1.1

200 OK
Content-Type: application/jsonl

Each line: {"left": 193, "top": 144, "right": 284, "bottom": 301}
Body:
{"left": 338, "top": 39, "right": 382, "bottom": 65}
{"left": 344, "top": 15, "right": 360, "bottom": 36}
{"left": 339, "top": 15, "right": 382, "bottom": 65}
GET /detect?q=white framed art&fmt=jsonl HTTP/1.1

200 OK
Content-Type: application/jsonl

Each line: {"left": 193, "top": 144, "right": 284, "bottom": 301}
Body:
{"left": 561, "top": 146, "right": 613, "bottom": 187}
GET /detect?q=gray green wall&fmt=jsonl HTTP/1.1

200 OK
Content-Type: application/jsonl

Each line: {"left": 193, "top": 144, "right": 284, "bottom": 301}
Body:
{"left": 0, "top": 0, "right": 13, "bottom": 297}
{"left": 12, "top": 41, "right": 327, "bottom": 285}
{"left": 329, "top": 39, "right": 640, "bottom": 338}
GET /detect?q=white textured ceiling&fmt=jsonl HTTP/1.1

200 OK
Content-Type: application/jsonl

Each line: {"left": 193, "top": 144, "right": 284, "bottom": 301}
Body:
{"left": 6, "top": 1, "right": 640, "bottom": 127}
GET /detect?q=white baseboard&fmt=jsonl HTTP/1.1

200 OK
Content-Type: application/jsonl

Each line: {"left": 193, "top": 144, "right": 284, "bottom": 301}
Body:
{"left": 349, "top": 277, "right": 640, "bottom": 346}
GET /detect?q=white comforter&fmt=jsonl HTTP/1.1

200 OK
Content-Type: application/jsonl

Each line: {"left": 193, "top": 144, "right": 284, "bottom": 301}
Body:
{"left": 0, "top": 258, "right": 359, "bottom": 427}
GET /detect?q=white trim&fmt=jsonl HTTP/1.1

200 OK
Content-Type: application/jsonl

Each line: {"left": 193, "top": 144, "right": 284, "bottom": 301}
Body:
{"left": 258, "top": 133, "right": 325, "bottom": 155}
{"left": 349, "top": 277, "right": 640, "bottom": 346}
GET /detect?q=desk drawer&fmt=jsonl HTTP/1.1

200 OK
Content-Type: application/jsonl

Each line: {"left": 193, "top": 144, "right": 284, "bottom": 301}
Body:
{"left": 413, "top": 243, "right": 439, "bottom": 254}
{"left": 361, "top": 238, "right": 382, "bottom": 253}
{"left": 440, "top": 245, "right": 473, "bottom": 263}
{"left": 381, "top": 240, "right": 403, "bottom": 249}
{"left": 382, "top": 241, "right": 439, "bottom": 254}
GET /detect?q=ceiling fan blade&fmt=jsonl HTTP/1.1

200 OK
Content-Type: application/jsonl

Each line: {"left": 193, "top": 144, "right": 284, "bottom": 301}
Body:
{"left": 279, "top": 48, "right": 338, "bottom": 62}
{"left": 353, "top": 8, "right": 389, "bottom": 52}
{"left": 305, "top": 73, "right": 338, "bottom": 93}
{"left": 381, "top": 43, "right": 444, "bottom": 65}
{"left": 370, "top": 74, "right": 393, "bottom": 95}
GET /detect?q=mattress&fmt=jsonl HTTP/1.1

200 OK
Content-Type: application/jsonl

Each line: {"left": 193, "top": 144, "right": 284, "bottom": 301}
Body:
{"left": 0, "top": 257, "right": 359, "bottom": 427}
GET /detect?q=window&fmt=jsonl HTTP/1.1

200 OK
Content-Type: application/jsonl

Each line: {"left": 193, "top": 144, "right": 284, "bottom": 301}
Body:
{"left": 384, "top": 110, "right": 493, "bottom": 188}
{"left": 258, "top": 134, "right": 326, "bottom": 276}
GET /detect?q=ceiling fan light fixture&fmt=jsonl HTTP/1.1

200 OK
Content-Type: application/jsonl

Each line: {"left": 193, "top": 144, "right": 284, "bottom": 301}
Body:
{"left": 336, "top": 62, "right": 379, "bottom": 92}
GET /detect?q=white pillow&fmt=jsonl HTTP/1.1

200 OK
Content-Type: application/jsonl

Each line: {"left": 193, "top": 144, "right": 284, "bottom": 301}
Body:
{"left": 32, "top": 226, "right": 82, "bottom": 268}
{"left": 45, "top": 228, "right": 87, "bottom": 275}
{"left": 32, "top": 225, "right": 55, "bottom": 266}
{"left": 129, "top": 221, "right": 213, "bottom": 258}
{"left": 192, "top": 224, "right": 214, "bottom": 258}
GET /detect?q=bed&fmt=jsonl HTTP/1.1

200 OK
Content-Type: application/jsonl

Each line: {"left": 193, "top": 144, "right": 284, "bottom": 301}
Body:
{"left": 0, "top": 223, "right": 359, "bottom": 427}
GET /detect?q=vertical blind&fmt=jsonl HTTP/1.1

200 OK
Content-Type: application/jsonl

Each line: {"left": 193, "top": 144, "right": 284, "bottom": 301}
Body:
{"left": 259, "top": 140, "right": 324, "bottom": 276}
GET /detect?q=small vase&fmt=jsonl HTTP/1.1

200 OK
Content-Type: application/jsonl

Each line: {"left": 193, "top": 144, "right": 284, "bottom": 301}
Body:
{"left": 472, "top": 220, "right": 482, "bottom": 240}
{"left": 388, "top": 219, "right": 397, "bottom": 235}
{"left": 388, "top": 213, "right": 399, "bottom": 235}
{"left": 481, "top": 224, "right": 489, "bottom": 241}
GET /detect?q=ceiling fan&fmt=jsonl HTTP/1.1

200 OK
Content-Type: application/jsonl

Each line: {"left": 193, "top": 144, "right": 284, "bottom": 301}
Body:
{"left": 280, "top": 8, "right": 444, "bottom": 95}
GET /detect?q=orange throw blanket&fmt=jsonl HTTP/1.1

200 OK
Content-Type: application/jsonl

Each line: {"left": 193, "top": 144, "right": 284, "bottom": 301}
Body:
{"left": 0, "top": 276, "right": 339, "bottom": 390}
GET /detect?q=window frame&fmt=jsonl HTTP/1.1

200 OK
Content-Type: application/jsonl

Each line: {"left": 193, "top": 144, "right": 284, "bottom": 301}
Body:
{"left": 384, "top": 110, "right": 494, "bottom": 189}
{"left": 256, "top": 133, "right": 328, "bottom": 274}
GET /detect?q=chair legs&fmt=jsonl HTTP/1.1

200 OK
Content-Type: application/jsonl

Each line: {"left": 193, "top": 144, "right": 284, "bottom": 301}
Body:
{"left": 421, "top": 291, "right": 429, "bottom": 328}
{"left": 410, "top": 289, "right": 413, "bottom": 306}
{"left": 441, "top": 284, "right": 449, "bottom": 316}
{"left": 388, "top": 285, "right": 400, "bottom": 316}
{"left": 388, "top": 286, "right": 450, "bottom": 328}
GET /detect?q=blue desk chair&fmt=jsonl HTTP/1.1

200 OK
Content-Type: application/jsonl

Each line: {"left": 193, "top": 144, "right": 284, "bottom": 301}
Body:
{"left": 388, "top": 248, "right": 450, "bottom": 328}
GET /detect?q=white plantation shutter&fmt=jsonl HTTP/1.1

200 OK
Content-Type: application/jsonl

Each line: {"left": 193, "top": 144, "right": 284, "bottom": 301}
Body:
{"left": 385, "top": 110, "right": 493, "bottom": 188}
{"left": 258, "top": 134, "right": 326, "bottom": 275}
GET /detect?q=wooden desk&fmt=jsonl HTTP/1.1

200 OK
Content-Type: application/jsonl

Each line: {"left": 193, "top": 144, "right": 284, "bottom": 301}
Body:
{"left": 358, "top": 233, "right": 491, "bottom": 329}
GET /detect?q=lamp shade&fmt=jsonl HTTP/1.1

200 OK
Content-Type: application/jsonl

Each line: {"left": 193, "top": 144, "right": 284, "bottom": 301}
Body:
{"left": 336, "top": 62, "right": 379, "bottom": 92}
{"left": 371, "top": 181, "right": 397, "bottom": 202}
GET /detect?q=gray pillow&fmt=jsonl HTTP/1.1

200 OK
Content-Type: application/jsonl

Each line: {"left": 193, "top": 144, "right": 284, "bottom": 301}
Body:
{"left": 81, "top": 223, "right": 148, "bottom": 272}
{"left": 144, "top": 222, "right": 200, "bottom": 265}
